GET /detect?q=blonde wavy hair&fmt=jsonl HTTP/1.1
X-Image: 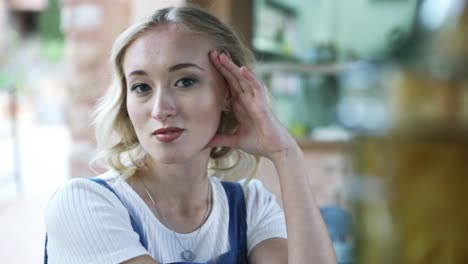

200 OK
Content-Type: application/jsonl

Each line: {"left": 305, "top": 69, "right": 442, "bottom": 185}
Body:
{"left": 93, "top": 6, "right": 260, "bottom": 183}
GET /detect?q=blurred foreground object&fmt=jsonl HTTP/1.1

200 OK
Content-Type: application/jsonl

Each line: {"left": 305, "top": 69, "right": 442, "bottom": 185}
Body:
{"left": 345, "top": 0, "right": 468, "bottom": 263}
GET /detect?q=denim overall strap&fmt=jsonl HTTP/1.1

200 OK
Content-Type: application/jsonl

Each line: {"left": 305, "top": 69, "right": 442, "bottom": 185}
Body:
{"left": 43, "top": 178, "right": 148, "bottom": 264}
{"left": 43, "top": 234, "right": 48, "bottom": 264}
{"left": 220, "top": 181, "right": 248, "bottom": 263}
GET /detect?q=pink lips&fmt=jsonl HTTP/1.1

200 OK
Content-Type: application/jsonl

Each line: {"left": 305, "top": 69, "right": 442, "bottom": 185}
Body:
{"left": 153, "top": 127, "right": 184, "bottom": 143}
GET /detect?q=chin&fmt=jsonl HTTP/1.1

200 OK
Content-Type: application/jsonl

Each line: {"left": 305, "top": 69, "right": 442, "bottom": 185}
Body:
{"left": 152, "top": 151, "right": 193, "bottom": 164}
{"left": 152, "top": 146, "right": 211, "bottom": 165}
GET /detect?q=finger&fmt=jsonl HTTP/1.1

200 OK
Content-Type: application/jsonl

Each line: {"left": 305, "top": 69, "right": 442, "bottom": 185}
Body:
{"left": 240, "top": 66, "right": 265, "bottom": 95}
{"left": 209, "top": 51, "right": 245, "bottom": 95}
{"left": 203, "top": 133, "right": 237, "bottom": 149}
{"left": 219, "top": 54, "right": 255, "bottom": 96}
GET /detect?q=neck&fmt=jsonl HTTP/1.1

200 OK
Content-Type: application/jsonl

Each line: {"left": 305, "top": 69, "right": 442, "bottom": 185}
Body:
{"left": 134, "top": 150, "right": 212, "bottom": 211}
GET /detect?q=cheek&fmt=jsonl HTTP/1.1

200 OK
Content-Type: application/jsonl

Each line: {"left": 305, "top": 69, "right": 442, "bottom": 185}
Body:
{"left": 187, "top": 89, "right": 223, "bottom": 128}
{"left": 208, "top": 77, "right": 227, "bottom": 108}
{"left": 190, "top": 97, "right": 221, "bottom": 120}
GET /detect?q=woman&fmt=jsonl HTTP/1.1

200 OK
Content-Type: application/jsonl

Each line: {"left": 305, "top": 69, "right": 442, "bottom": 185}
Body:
{"left": 45, "top": 6, "right": 336, "bottom": 264}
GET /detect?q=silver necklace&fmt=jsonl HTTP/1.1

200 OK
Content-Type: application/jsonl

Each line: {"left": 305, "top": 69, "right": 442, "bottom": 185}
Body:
{"left": 141, "top": 179, "right": 211, "bottom": 262}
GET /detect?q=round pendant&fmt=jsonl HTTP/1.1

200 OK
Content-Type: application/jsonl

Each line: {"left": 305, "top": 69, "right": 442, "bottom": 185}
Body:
{"left": 181, "top": 250, "right": 195, "bottom": 261}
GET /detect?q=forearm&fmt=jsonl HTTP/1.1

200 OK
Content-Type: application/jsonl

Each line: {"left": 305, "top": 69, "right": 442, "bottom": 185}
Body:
{"left": 270, "top": 143, "right": 337, "bottom": 264}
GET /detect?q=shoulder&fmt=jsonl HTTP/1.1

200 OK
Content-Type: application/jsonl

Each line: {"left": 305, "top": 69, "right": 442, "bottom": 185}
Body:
{"left": 238, "top": 178, "right": 275, "bottom": 204}
{"left": 45, "top": 174, "right": 148, "bottom": 263}
{"left": 211, "top": 177, "right": 276, "bottom": 207}
{"left": 45, "top": 173, "right": 129, "bottom": 230}
{"left": 47, "top": 177, "right": 109, "bottom": 204}
{"left": 236, "top": 178, "right": 287, "bottom": 253}
{"left": 47, "top": 171, "right": 123, "bottom": 208}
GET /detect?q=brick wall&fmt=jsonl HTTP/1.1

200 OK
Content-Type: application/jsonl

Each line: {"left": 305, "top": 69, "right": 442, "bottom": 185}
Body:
{"left": 62, "top": 0, "right": 130, "bottom": 178}
{"left": 131, "top": 0, "right": 184, "bottom": 22}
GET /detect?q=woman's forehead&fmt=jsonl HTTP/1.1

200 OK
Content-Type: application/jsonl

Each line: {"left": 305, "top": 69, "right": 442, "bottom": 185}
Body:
{"left": 123, "top": 25, "right": 215, "bottom": 74}
{"left": 133, "top": 24, "right": 214, "bottom": 55}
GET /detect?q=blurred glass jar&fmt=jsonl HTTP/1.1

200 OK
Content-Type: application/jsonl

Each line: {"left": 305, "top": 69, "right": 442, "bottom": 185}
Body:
{"left": 339, "top": 0, "right": 468, "bottom": 263}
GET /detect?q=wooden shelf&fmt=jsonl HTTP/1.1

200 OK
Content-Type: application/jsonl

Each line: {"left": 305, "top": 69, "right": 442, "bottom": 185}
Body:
{"left": 255, "top": 61, "right": 370, "bottom": 75}
{"left": 295, "top": 138, "right": 350, "bottom": 152}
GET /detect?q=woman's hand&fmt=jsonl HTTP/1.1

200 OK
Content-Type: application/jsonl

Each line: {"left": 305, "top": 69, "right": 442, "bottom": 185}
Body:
{"left": 205, "top": 50, "right": 299, "bottom": 162}
{"left": 207, "top": 52, "right": 337, "bottom": 264}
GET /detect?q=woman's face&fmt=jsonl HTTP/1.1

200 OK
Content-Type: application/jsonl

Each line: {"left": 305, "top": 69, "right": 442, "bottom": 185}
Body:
{"left": 123, "top": 24, "right": 227, "bottom": 164}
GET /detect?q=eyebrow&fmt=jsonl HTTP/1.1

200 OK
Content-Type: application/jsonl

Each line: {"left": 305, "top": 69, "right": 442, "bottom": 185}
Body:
{"left": 128, "top": 70, "right": 147, "bottom": 77}
{"left": 168, "top": 63, "right": 205, "bottom": 72}
{"left": 127, "top": 63, "right": 205, "bottom": 78}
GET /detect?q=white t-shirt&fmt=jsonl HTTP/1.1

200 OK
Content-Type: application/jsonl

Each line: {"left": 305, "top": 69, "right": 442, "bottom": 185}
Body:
{"left": 45, "top": 171, "right": 287, "bottom": 264}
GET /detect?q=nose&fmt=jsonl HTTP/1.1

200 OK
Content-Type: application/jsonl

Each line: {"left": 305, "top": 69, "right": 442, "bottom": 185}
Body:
{"left": 151, "top": 89, "right": 178, "bottom": 121}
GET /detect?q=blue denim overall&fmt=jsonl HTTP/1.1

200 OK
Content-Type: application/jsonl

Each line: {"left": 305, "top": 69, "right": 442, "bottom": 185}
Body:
{"left": 44, "top": 178, "right": 248, "bottom": 264}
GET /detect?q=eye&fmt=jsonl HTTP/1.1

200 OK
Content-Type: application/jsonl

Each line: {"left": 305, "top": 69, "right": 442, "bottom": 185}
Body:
{"left": 174, "top": 77, "right": 198, "bottom": 88}
{"left": 130, "top": 83, "right": 152, "bottom": 94}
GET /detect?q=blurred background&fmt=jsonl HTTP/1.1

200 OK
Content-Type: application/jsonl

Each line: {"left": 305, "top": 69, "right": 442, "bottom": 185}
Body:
{"left": 1, "top": 0, "right": 467, "bottom": 263}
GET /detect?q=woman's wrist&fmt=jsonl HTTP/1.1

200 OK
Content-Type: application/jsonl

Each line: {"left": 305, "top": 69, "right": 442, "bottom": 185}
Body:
{"left": 267, "top": 138, "right": 304, "bottom": 165}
